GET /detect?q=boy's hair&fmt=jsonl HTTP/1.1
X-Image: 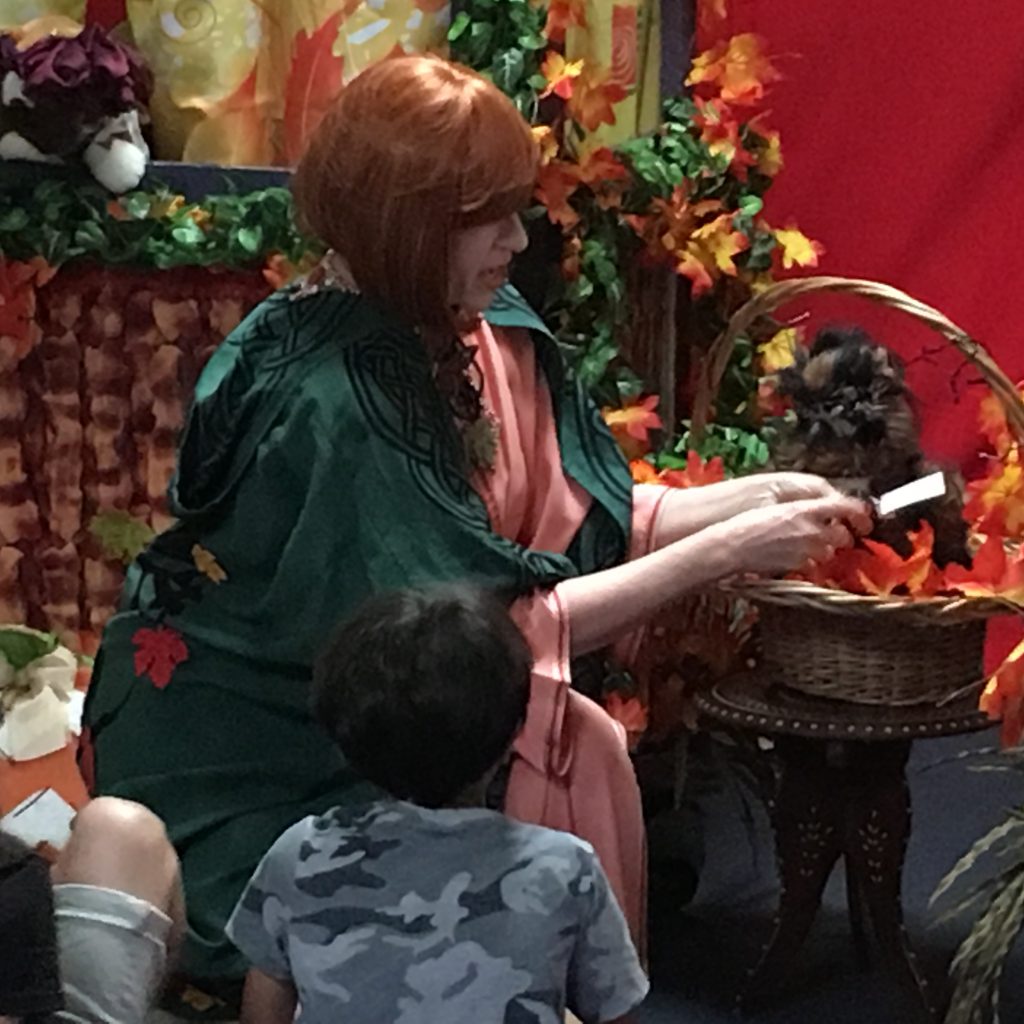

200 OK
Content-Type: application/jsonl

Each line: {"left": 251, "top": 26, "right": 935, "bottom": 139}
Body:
{"left": 312, "top": 587, "right": 532, "bottom": 808}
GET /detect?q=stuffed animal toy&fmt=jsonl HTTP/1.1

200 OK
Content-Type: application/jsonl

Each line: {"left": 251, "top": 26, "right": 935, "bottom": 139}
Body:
{"left": 0, "top": 17, "right": 152, "bottom": 194}
{"left": 769, "top": 325, "right": 970, "bottom": 567}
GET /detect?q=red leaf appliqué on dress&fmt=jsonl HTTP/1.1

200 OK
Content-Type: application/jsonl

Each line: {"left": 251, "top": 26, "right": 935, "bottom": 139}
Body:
{"left": 132, "top": 626, "right": 188, "bottom": 689}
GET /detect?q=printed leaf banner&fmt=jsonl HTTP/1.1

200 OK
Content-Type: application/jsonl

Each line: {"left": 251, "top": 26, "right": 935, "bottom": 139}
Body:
{"left": 563, "top": 0, "right": 659, "bottom": 144}
{"left": 281, "top": 11, "right": 348, "bottom": 165}
{"left": 17, "top": 0, "right": 660, "bottom": 163}
{"left": 118, "top": 1, "right": 452, "bottom": 164}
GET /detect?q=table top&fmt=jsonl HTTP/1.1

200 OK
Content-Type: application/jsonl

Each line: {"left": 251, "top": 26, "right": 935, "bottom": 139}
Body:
{"left": 696, "top": 673, "right": 993, "bottom": 741}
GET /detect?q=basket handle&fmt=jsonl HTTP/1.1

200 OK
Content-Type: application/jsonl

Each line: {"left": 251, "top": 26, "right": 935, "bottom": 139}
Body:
{"left": 689, "top": 275, "right": 1024, "bottom": 448}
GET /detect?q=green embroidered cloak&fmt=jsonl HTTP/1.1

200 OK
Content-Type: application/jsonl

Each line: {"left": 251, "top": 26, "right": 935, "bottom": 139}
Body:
{"left": 83, "top": 284, "right": 633, "bottom": 978}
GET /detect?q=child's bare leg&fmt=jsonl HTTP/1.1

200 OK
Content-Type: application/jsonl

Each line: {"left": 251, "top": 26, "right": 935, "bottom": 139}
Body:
{"left": 52, "top": 796, "right": 185, "bottom": 975}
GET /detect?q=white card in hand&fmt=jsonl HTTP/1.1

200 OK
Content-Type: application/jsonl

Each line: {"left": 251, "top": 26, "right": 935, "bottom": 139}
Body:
{"left": 873, "top": 471, "right": 947, "bottom": 517}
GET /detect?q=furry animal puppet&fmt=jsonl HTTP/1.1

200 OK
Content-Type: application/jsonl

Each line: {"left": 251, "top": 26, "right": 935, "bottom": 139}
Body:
{"left": 769, "top": 325, "right": 969, "bottom": 567}
{"left": 0, "top": 18, "right": 152, "bottom": 194}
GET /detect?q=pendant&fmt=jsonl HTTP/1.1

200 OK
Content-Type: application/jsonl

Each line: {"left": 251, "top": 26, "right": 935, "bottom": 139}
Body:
{"left": 463, "top": 412, "right": 501, "bottom": 472}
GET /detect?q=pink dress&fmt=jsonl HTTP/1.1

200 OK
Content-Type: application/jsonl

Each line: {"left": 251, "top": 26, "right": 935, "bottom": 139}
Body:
{"left": 468, "top": 321, "right": 670, "bottom": 946}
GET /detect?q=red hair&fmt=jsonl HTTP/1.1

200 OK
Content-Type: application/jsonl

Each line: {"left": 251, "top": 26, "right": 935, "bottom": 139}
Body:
{"left": 292, "top": 55, "right": 538, "bottom": 333}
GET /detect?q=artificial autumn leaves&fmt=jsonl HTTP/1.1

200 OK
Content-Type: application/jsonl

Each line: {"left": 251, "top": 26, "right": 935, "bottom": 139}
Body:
{"left": 801, "top": 525, "right": 1024, "bottom": 603}
{"left": 966, "top": 391, "right": 1024, "bottom": 538}
{"left": 538, "top": 53, "right": 626, "bottom": 132}
{"left": 797, "top": 395, "right": 1024, "bottom": 747}
{"left": 607, "top": 385, "right": 1024, "bottom": 606}
{"left": 774, "top": 387, "right": 1024, "bottom": 605}
{"left": 603, "top": 395, "right": 726, "bottom": 486}
{"left": 537, "top": 32, "right": 822, "bottom": 297}
{"left": 132, "top": 626, "right": 188, "bottom": 690}
{"left": 604, "top": 383, "right": 1024, "bottom": 747}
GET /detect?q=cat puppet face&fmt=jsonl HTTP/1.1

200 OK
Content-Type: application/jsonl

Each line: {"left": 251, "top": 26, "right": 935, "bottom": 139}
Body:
{"left": 767, "top": 326, "right": 970, "bottom": 567}
{"left": 770, "top": 326, "right": 922, "bottom": 492}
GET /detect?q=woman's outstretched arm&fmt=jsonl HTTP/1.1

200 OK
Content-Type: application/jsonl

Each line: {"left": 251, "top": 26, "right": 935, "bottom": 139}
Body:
{"left": 559, "top": 493, "right": 871, "bottom": 657}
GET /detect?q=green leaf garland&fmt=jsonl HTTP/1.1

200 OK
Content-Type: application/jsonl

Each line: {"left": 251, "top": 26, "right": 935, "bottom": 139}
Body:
{"left": 0, "top": 180, "right": 312, "bottom": 271}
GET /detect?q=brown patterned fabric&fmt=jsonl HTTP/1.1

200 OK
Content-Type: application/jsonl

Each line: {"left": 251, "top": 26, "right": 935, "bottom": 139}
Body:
{"left": 0, "top": 263, "right": 271, "bottom": 648}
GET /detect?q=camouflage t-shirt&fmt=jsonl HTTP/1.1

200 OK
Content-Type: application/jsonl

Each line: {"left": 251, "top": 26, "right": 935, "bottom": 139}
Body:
{"left": 226, "top": 800, "right": 648, "bottom": 1023}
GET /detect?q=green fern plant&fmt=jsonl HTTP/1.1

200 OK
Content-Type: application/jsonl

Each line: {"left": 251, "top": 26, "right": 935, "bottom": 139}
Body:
{"left": 930, "top": 747, "right": 1024, "bottom": 1024}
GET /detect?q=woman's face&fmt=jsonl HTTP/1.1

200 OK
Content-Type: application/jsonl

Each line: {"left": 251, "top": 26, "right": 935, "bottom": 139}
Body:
{"left": 449, "top": 214, "right": 529, "bottom": 316}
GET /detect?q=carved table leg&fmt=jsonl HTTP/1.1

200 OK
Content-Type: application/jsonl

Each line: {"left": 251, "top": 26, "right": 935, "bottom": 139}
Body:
{"left": 741, "top": 737, "right": 939, "bottom": 1020}
{"left": 739, "top": 738, "right": 844, "bottom": 1009}
{"left": 845, "top": 863, "right": 871, "bottom": 969}
{"left": 842, "top": 741, "right": 941, "bottom": 1022}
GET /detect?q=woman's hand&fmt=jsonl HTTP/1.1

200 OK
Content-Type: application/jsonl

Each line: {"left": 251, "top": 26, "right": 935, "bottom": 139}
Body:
{"left": 649, "top": 471, "right": 849, "bottom": 550}
{"left": 706, "top": 494, "right": 873, "bottom": 577}
{"left": 745, "top": 471, "right": 844, "bottom": 508}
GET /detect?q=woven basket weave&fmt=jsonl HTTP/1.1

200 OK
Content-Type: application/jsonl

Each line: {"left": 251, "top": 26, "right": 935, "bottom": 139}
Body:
{"left": 696, "top": 276, "right": 1024, "bottom": 706}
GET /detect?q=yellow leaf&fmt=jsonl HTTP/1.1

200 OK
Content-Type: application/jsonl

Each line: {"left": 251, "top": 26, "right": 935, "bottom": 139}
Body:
{"left": 180, "top": 986, "right": 224, "bottom": 1014}
{"left": 568, "top": 65, "right": 629, "bottom": 132}
{"left": 977, "top": 387, "right": 1024, "bottom": 457}
{"left": 192, "top": 544, "right": 228, "bottom": 584}
{"left": 758, "top": 328, "right": 798, "bottom": 373}
{"left": 757, "top": 132, "right": 783, "bottom": 176}
{"left": 966, "top": 452, "right": 1024, "bottom": 538}
{"left": 674, "top": 250, "right": 715, "bottom": 296}
{"left": 692, "top": 215, "right": 747, "bottom": 274}
{"left": 775, "top": 227, "right": 824, "bottom": 269}
{"left": 687, "top": 34, "right": 780, "bottom": 107}
{"left": 602, "top": 395, "right": 662, "bottom": 459}
{"left": 188, "top": 208, "right": 213, "bottom": 229}
{"left": 148, "top": 194, "right": 186, "bottom": 219}
{"left": 531, "top": 125, "right": 559, "bottom": 166}
{"left": 540, "top": 53, "right": 585, "bottom": 100}
{"left": 980, "top": 636, "right": 1024, "bottom": 746}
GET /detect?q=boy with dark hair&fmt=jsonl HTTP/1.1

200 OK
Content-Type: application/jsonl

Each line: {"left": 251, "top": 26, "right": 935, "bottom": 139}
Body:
{"left": 226, "top": 587, "right": 648, "bottom": 1024}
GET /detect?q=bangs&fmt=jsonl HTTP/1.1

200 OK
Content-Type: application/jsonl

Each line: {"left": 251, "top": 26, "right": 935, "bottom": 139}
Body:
{"left": 456, "top": 75, "right": 538, "bottom": 226}
{"left": 457, "top": 182, "right": 536, "bottom": 227}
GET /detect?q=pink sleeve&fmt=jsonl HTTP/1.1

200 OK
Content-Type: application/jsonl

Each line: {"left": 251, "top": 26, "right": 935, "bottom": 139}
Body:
{"left": 505, "top": 590, "right": 647, "bottom": 949}
{"left": 507, "top": 589, "right": 576, "bottom": 779}
{"left": 628, "top": 483, "right": 671, "bottom": 560}
{"left": 611, "top": 484, "right": 671, "bottom": 667}
{"left": 507, "top": 485, "right": 669, "bottom": 773}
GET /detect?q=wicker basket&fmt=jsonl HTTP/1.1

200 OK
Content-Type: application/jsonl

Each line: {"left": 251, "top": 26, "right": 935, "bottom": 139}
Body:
{"left": 694, "top": 276, "right": 1024, "bottom": 706}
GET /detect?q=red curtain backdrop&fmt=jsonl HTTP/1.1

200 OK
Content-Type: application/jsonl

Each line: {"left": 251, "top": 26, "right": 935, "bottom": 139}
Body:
{"left": 705, "top": 1, "right": 1024, "bottom": 468}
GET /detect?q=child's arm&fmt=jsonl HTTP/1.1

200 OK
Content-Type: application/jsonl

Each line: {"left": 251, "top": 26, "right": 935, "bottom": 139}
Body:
{"left": 566, "top": 847, "right": 649, "bottom": 1024}
{"left": 225, "top": 828, "right": 306, "bottom": 1024}
{"left": 239, "top": 969, "right": 298, "bottom": 1024}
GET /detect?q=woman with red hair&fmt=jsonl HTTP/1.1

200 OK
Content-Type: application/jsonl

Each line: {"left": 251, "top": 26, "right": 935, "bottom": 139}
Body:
{"left": 83, "top": 55, "right": 867, "bottom": 986}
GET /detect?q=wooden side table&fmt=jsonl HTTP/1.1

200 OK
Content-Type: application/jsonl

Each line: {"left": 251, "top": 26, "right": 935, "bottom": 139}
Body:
{"left": 696, "top": 675, "right": 992, "bottom": 1023}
